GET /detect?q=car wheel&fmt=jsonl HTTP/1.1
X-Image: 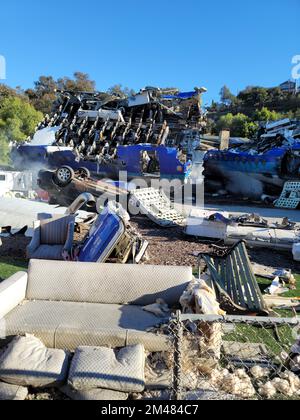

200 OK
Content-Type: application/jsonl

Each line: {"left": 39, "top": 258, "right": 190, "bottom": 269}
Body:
{"left": 55, "top": 166, "right": 75, "bottom": 186}
{"left": 77, "top": 167, "right": 91, "bottom": 179}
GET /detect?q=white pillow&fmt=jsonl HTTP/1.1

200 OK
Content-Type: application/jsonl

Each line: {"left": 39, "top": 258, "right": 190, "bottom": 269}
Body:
{"left": 68, "top": 344, "right": 145, "bottom": 393}
{"left": 0, "top": 382, "right": 28, "bottom": 400}
{"left": 0, "top": 335, "right": 69, "bottom": 388}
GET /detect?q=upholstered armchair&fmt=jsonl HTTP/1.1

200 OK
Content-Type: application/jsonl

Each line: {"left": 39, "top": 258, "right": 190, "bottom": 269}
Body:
{"left": 27, "top": 215, "right": 75, "bottom": 261}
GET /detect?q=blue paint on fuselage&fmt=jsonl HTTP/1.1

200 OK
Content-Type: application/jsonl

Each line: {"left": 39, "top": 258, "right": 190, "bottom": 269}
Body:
{"left": 14, "top": 143, "right": 192, "bottom": 182}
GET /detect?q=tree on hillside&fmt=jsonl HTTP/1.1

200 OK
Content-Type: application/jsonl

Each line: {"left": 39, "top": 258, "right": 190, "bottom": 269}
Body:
{"left": 107, "top": 84, "right": 135, "bottom": 98}
{"left": 26, "top": 73, "right": 96, "bottom": 114}
{"left": 220, "top": 85, "right": 236, "bottom": 106}
{"left": 0, "top": 84, "right": 27, "bottom": 100}
{"left": 237, "top": 86, "right": 269, "bottom": 108}
{"left": 216, "top": 112, "right": 259, "bottom": 138}
{"left": 0, "top": 96, "right": 43, "bottom": 164}
{"left": 57, "top": 72, "right": 96, "bottom": 93}
{"left": 254, "top": 107, "right": 282, "bottom": 122}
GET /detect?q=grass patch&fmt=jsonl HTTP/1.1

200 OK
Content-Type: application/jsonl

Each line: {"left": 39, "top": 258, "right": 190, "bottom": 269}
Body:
{"left": 0, "top": 257, "right": 28, "bottom": 281}
{"left": 257, "top": 274, "right": 300, "bottom": 299}
{"left": 224, "top": 275, "right": 300, "bottom": 356}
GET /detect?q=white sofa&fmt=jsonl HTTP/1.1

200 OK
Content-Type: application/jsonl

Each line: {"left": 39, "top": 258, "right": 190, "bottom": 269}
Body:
{"left": 0, "top": 260, "right": 192, "bottom": 352}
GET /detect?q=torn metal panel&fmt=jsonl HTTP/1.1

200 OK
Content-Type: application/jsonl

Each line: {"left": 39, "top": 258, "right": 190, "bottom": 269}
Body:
{"left": 130, "top": 188, "right": 186, "bottom": 227}
{"left": 225, "top": 225, "right": 300, "bottom": 250}
{"left": 0, "top": 197, "right": 91, "bottom": 236}
{"left": 185, "top": 209, "right": 229, "bottom": 239}
{"left": 201, "top": 242, "right": 269, "bottom": 316}
{"left": 204, "top": 118, "right": 300, "bottom": 196}
{"left": 275, "top": 181, "right": 300, "bottom": 209}
{"left": 0, "top": 170, "right": 33, "bottom": 198}
{"left": 185, "top": 209, "right": 300, "bottom": 250}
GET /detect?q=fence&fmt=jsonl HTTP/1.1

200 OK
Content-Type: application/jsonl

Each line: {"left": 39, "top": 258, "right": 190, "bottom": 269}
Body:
{"left": 166, "top": 313, "right": 300, "bottom": 400}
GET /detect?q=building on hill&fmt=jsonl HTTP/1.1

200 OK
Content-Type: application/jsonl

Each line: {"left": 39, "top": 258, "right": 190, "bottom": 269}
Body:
{"left": 279, "top": 80, "right": 299, "bottom": 94}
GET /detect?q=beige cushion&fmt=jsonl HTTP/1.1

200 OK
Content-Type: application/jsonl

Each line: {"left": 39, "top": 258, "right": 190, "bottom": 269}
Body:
{"left": 61, "top": 385, "right": 128, "bottom": 401}
{"left": 0, "top": 382, "right": 28, "bottom": 400}
{"left": 5, "top": 300, "right": 169, "bottom": 351}
{"left": 40, "top": 216, "right": 73, "bottom": 245}
{"left": 0, "top": 335, "right": 69, "bottom": 388}
{"left": 26, "top": 260, "right": 192, "bottom": 306}
{"left": 68, "top": 345, "right": 145, "bottom": 393}
{"left": 0, "top": 272, "right": 28, "bottom": 319}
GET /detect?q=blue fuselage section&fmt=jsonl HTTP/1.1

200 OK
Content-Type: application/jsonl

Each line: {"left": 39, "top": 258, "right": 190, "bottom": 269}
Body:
{"left": 14, "top": 144, "right": 192, "bottom": 182}
{"left": 204, "top": 147, "right": 286, "bottom": 176}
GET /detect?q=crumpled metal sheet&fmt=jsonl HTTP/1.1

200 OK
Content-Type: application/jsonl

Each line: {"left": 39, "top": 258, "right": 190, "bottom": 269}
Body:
{"left": 0, "top": 197, "right": 90, "bottom": 236}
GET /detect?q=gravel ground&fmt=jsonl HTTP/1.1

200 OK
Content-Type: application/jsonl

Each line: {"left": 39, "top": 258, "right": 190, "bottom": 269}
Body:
{"left": 130, "top": 216, "right": 220, "bottom": 267}
{"left": 1, "top": 218, "right": 299, "bottom": 275}
{"left": 0, "top": 236, "right": 30, "bottom": 259}
{"left": 130, "top": 216, "right": 300, "bottom": 273}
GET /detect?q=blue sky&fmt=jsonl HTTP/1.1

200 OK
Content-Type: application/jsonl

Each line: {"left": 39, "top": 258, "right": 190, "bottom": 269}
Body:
{"left": 0, "top": 0, "right": 299, "bottom": 105}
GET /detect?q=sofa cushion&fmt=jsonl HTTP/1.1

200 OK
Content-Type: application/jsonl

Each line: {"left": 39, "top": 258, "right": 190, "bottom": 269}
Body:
{"left": 0, "top": 272, "right": 28, "bottom": 319}
{"left": 26, "top": 260, "right": 192, "bottom": 306}
{"left": 0, "top": 335, "right": 69, "bottom": 388}
{"left": 40, "top": 215, "right": 73, "bottom": 245}
{"left": 0, "top": 382, "right": 28, "bottom": 400}
{"left": 68, "top": 345, "right": 145, "bottom": 393}
{"left": 5, "top": 301, "right": 169, "bottom": 352}
{"left": 61, "top": 384, "right": 128, "bottom": 401}
{"left": 30, "top": 245, "right": 64, "bottom": 261}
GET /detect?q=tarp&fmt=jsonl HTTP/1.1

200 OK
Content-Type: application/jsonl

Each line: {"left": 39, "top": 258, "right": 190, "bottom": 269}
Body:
{"left": 162, "top": 91, "right": 199, "bottom": 100}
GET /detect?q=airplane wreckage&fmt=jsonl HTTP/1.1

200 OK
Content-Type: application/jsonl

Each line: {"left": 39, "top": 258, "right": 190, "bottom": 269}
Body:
{"left": 204, "top": 119, "right": 300, "bottom": 197}
{"left": 11, "top": 87, "right": 300, "bottom": 200}
{"left": 12, "top": 87, "right": 207, "bottom": 184}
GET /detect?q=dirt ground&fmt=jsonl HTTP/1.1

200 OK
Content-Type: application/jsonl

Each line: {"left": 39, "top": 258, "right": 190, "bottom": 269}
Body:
{"left": 0, "top": 236, "right": 31, "bottom": 259}
{"left": 1, "top": 217, "right": 299, "bottom": 274}
{"left": 130, "top": 216, "right": 300, "bottom": 273}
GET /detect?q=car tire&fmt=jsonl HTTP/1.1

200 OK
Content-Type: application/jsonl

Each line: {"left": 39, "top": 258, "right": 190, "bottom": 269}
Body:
{"left": 77, "top": 167, "right": 91, "bottom": 179}
{"left": 55, "top": 166, "right": 75, "bottom": 186}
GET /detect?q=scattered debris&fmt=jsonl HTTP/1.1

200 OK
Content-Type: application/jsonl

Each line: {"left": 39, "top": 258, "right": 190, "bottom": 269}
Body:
{"left": 275, "top": 182, "right": 300, "bottom": 209}
{"left": 75, "top": 201, "right": 148, "bottom": 264}
{"left": 143, "top": 300, "right": 170, "bottom": 318}
{"left": 210, "top": 368, "right": 256, "bottom": 399}
{"left": 293, "top": 243, "right": 300, "bottom": 262}
{"left": 185, "top": 210, "right": 300, "bottom": 252}
{"left": 266, "top": 277, "right": 289, "bottom": 296}
{"left": 130, "top": 188, "right": 186, "bottom": 228}
{"left": 222, "top": 342, "right": 271, "bottom": 369}
{"left": 264, "top": 295, "right": 300, "bottom": 310}
{"left": 204, "top": 118, "right": 300, "bottom": 197}
{"left": 201, "top": 242, "right": 269, "bottom": 315}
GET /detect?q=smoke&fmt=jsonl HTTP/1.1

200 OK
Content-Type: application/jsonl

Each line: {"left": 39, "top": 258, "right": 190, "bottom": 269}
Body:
{"left": 30, "top": 126, "right": 60, "bottom": 146}
{"left": 225, "top": 172, "right": 264, "bottom": 199}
